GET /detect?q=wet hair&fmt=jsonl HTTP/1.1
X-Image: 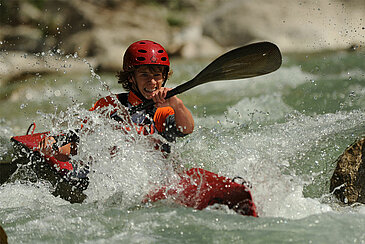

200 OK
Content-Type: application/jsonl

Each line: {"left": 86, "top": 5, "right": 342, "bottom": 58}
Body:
{"left": 116, "top": 65, "right": 172, "bottom": 91}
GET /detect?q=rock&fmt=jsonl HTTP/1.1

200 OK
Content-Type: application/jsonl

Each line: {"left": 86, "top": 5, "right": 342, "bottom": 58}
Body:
{"left": 330, "top": 137, "right": 365, "bottom": 204}
{"left": 0, "top": 225, "right": 7, "bottom": 244}
{"left": 0, "top": 26, "right": 43, "bottom": 52}
{"left": 59, "top": 1, "right": 171, "bottom": 70}
{"left": 40, "top": 0, "right": 94, "bottom": 36}
{"left": 0, "top": 51, "right": 96, "bottom": 86}
{"left": 0, "top": 0, "right": 94, "bottom": 53}
{"left": 60, "top": 31, "right": 95, "bottom": 58}
{"left": 171, "top": 24, "right": 224, "bottom": 58}
{"left": 203, "top": 0, "right": 365, "bottom": 52}
{"left": 1, "top": 0, "right": 365, "bottom": 86}
{"left": 176, "top": 37, "right": 223, "bottom": 59}
{"left": 18, "top": 1, "right": 43, "bottom": 24}
{"left": 92, "top": 28, "right": 127, "bottom": 71}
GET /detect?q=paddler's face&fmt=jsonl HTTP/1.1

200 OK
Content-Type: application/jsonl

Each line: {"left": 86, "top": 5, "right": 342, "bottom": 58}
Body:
{"left": 130, "top": 66, "right": 164, "bottom": 99}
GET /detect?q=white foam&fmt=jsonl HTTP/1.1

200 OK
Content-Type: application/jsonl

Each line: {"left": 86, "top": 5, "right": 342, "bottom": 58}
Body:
{"left": 178, "top": 109, "right": 365, "bottom": 218}
{"left": 0, "top": 181, "right": 67, "bottom": 209}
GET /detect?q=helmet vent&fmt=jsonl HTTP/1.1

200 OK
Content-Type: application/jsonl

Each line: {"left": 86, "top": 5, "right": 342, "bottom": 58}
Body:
{"left": 137, "top": 57, "right": 146, "bottom": 61}
{"left": 161, "top": 57, "right": 167, "bottom": 61}
{"left": 139, "top": 42, "right": 146, "bottom": 44}
{"left": 138, "top": 49, "right": 147, "bottom": 53}
{"left": 158, "top": 50, "right": 164, "bottom": 53}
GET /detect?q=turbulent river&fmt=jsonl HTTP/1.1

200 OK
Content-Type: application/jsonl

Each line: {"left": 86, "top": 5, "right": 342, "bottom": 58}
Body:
{"left": 0, "top": 49, "right": 365, "bottom": 243}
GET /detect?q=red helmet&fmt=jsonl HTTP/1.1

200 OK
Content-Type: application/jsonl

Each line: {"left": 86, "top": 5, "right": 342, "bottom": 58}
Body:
{"left": 123, "top": 40, "right": 170, "bottom": 71}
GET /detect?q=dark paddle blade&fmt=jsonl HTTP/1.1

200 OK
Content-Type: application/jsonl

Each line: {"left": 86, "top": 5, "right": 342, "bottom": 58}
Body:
{"left": 173, "top": 41, "right": 282, "bottom": 95}
{"left": 131, "top": 41, "right": 282, "bottom": 113}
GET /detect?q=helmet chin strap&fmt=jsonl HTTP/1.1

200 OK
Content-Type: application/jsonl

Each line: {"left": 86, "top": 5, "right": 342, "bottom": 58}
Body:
{"left": 162, "top": 69, "right": 169, "bottom": 87}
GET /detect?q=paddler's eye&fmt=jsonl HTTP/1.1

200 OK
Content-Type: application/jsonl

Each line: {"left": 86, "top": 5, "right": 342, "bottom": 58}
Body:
{"left": 139, "top": 73, "right": 150, "bottom": 78}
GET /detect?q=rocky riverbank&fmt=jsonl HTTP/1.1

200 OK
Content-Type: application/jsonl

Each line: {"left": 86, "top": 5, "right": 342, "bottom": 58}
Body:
{"left": 1, "top": 0, "right": 364, "bottom": 85}
{"left": 330, "top": 137, "right": 365, "bottom": 204}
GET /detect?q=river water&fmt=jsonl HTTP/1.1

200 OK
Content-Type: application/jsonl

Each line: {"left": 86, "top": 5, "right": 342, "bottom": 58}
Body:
{"left": 0, "top": 49, "right": 365, "bottom": 243}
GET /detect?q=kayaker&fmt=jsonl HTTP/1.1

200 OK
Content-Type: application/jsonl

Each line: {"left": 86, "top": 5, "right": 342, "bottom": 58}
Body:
{"left": 39, "top": 40, "right": 194, "bottom": 159}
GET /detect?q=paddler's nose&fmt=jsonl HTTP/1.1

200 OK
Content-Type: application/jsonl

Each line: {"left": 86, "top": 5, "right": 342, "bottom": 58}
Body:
{"left": 149, "top": 77, "right": 157, "bottom": 85}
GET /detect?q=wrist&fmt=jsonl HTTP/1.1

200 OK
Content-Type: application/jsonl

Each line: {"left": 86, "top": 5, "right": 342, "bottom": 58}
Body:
{"left": 169, "top": 97, "right": 183, "bottom": 110}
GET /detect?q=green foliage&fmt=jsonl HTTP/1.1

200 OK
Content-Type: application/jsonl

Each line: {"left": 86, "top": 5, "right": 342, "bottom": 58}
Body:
{"left": 167, "top": 14, "right": 185, "bottom": 27}
{"left": 0, "top": 0, "right": 17, "bottom": 24}
{"left": 28, "top": 0, "right": 46, "bottom": 10}
{"left": 135, "top": 0, "right": 192, "bottom": 10}
{"left": 0, "top": 0, "right": 45, "bottom": 24}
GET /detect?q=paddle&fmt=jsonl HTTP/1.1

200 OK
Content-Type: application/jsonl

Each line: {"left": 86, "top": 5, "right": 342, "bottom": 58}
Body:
{"left": 129, "top": 41, "right": 282, "bottom": 114}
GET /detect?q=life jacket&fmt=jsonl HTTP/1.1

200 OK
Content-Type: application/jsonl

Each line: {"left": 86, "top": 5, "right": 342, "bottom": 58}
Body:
{"left": 51, "top": 91, "right": 179, "bottom": 156}
{"left": 90, "top": 91, "right": 185, "bottom": 143}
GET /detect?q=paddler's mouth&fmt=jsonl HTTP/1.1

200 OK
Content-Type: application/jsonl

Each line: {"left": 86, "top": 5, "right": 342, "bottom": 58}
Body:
{"left": 144, "top": 87, "right": 157, "bottom": 93}
{"left": 141, "top": 87, "right": 158, "bottom": 99}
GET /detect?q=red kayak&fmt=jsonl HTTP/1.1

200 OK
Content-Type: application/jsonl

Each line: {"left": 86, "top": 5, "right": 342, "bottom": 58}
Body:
{"left": 11, "top": 131, "right": 89, "bottom": 203}
{"left": 145, "top": 168, "right": 257, "bottom": 216}
{"left": 11, "top": 129, "right": 257, "bottom": 217}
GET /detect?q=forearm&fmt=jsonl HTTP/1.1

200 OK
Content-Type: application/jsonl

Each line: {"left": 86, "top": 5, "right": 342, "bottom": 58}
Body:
{"left": 171, "top": 98, "right": 194, "bottom": 134}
